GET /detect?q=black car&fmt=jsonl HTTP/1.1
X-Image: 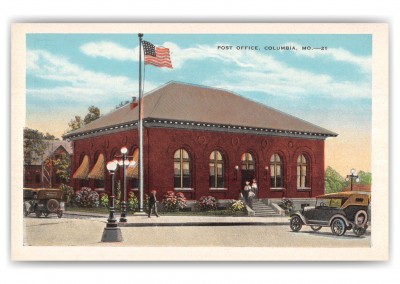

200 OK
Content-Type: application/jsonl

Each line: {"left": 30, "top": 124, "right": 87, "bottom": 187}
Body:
{"left": 289, "top": 191, "right": 370, "bottom": 236}
{"left": 23, "top": 188, "right": 64, "bottom": 218}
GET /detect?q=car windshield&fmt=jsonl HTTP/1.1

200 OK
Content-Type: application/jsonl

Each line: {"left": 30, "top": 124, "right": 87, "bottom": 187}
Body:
{"left": 316, "top": 197, "right": 348, "bottom": 208}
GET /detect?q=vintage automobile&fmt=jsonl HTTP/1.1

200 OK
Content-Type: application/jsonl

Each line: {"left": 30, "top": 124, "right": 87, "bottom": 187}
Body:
{"left": 289, "top": 191, "right": 370, "bottom": 236}
{"left": 23, "top": 188, "right": 64, "bottom": 218}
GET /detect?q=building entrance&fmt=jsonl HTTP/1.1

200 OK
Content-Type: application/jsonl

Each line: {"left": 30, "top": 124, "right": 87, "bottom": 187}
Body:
{"left": 241, "top": 152, "right": 255, "bottom": 188}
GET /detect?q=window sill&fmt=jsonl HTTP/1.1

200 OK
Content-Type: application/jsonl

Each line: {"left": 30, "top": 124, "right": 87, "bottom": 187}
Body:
{"left": 174, "top": 188, "right": 194, "bottom": 192}
{"left": 270, "top": 188, "right": 285, "bottom": 191}
{"left": 297, "top": 187, "right": 311, "bottom": 192}
{"left": 209, "top": 188, "right": 228, "bottom": 191}
{"left": 94, "top": 188, "right": 105, "bottom": 192}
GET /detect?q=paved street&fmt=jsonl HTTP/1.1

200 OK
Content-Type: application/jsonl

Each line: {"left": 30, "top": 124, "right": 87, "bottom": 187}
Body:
{"left": 23, "top": 214, "right": 371, "bottom": 247}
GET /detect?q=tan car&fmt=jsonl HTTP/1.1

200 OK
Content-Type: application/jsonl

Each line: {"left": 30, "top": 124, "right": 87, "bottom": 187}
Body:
{"left": 23, "top": 188, "right": 64, "bottom": 218}
{"left": 290, "top": 191, "right": 370, "bottom": 236}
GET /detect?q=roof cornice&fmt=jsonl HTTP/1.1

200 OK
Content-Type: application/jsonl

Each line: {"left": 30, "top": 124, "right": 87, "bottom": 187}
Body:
{"left": 63, "top": 117, "right": 337, "bottom": 141}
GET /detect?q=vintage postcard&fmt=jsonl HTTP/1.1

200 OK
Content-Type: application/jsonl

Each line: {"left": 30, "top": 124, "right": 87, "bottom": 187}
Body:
{"left": 11, "top": 23, "right": 388, "bottom": 261}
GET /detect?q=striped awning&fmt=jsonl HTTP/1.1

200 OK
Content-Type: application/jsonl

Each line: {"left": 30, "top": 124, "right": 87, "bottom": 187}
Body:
{"left": 72, "top": 155, "right": 89, "bottom": 180}
{"left": 88, "top": 154, "right": 105, "bottom": 180}
{"left": 126, "top": 150, "right": 139, "bottom": 178}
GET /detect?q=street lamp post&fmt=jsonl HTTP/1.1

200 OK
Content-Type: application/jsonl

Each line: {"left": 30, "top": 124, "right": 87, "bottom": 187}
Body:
{"left": 346, "top": 168, "right": 360, "bottom": 191}
{"left": 119, "top": 146, "right": 129, "bottom": 223}
{"left": 113, "top": 146, "right": 136, "bottom": 223}
{"left": 101, "top": 160, "right": 123, "bottom": 242}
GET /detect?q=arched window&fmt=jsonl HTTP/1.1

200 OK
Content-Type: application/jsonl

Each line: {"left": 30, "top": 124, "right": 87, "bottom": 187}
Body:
{"left": 241, "top": 153, "right": 255, "bottom": 170}
{"left": 297, "top": 154, "right": 310, "bottom": 188}
{"left": 174, "top": 149, "right": 191, "bottom": 188}
{"left": 270, "top": 154, "right": 283, "bottom": 188}
{"left": 209, "top": 151, "right": 224, "bottom": 188}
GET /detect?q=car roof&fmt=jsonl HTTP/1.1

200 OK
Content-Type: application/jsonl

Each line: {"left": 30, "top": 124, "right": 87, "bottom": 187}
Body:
{"left": 316, "top": 191, "right": 371, "bottom": 199}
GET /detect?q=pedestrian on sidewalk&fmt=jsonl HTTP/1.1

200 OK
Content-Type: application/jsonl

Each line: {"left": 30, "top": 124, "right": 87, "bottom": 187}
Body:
{"left": 148, "top": 190, "right": 160, "bottom": 218}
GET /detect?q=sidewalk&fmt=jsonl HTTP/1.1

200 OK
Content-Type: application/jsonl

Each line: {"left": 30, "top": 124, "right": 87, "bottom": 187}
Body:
{"left": 64, "top": 210, "right": 290, "bottom": 227}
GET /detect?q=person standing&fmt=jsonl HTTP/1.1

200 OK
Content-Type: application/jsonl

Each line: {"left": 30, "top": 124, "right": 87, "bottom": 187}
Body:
{"left": 243, "top": 181, "right": 251, "bottom": 204}
{"left": 251, "top": 179, "right": 258, "bottom": 198}
{"left": 148, "top": 190, "right": 160, "bottom": 218}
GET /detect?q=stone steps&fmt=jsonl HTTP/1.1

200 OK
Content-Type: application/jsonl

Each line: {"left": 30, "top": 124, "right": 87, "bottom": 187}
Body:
{"left": 251, "top": 200, "right": 281, "bottom": 217}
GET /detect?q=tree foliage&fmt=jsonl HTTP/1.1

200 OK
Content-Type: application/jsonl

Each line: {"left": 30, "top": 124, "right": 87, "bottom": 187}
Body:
{"left": 68, "top": 115, "right": 84, "bottom": 131}
{"left": 115, "top": 100, "right": 130, "bottom": 110}
{"left": 23, "top": 128, "right": 57, "bottom": 165}
{"left": 83, "top": 105, "right": 101, "bottom": 125}
{"left": 54, "top": 153, "right": 71, "bottom": 183}
{"left": 325, "top": 166, "right": 372, "bottom": 193}
{"left": 357, "top": 171, "right": 372, "bottom": 185}
{"left": 68, "top": 106, "right": 101, "bottom": 132}
{"left": 324, "top": 166, "right": 347, "bottom": 194}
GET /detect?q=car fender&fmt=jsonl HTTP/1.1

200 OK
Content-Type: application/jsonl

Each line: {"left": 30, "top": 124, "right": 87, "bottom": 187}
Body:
{"left": 290, "top": 213, "right": 307, "bottom": 224}
{"left": 329, "top": 214, "right": 350, "bottom": 227}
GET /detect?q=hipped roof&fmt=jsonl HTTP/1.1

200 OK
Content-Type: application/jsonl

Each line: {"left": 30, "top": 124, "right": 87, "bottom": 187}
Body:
{"left": 64, "top": 81, "right": 337, "bottom": 139}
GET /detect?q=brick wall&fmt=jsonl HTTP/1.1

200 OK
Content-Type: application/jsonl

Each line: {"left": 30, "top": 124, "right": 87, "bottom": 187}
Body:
{"left": 71, "top": 127, "right": 325, "bottom": 200}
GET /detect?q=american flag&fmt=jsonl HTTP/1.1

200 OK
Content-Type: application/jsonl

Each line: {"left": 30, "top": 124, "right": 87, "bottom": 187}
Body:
{"left": 142, "top": 40, "right": 173, "bottom": 69}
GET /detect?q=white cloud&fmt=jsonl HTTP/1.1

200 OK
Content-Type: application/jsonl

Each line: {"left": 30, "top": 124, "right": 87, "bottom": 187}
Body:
{"left": 80, "top": 41, "right": 137, "bottom": 61}
{"left": 26, "top": 49, "right": 157, "bottom": 102}
{"left": 46, "top": 40, "right": 371, "bottom": 100}
{"left": 283, "top": 42, "right": 371, "bottom": 73}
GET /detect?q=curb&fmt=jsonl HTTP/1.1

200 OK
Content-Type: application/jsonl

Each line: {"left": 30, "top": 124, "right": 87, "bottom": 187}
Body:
{"left": 118, "top": 222, "right": 289, "bottom": 227}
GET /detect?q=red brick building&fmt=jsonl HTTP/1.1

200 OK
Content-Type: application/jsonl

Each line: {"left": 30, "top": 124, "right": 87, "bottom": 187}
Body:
{"left": 24, "top": 140, "right": 72, "bottom": 189}
{"left": 63, "top": 82, "right": 337, "bottom": 201}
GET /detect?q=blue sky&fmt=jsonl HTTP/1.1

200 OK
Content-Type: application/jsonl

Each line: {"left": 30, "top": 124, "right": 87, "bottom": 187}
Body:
{"left": 26, "top": 33, "right": 372, "bottom": 175}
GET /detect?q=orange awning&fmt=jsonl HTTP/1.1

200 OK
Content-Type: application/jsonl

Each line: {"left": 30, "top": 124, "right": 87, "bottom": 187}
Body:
{"left": 72, "top": 155, "right": 89, "bottom": 179}
{"left": 88, "top": 154, "right": 105, "bottom": 180}
{"left": 126, "top": 149, "right": 139, "bottom": 178}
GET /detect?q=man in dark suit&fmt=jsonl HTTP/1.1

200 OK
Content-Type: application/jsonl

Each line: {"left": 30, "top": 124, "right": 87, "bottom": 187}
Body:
{"left": 148, "top": 190, "right": 160, "bottom": 218}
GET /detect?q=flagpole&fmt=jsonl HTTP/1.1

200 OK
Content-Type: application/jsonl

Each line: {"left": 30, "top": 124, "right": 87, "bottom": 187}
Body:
{"left": 138, "top": 33, "right": 144, "bottom": 212}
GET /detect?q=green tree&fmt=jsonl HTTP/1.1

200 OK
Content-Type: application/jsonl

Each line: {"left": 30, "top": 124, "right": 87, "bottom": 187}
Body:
{"left": 68, "top": 106, "right": 101, "bottom": 132}
{"left": 23, "top": 128, "right": 56, "bottom": 165}
{"left": 83, "top": 105, "right": 101, "bottom": 125}
{"left": 357, "top": 171, "right": 372, "bottom": 185}
{"left": 54, "top": 153, "right": 71, "bottom": 183}
{"left": 324, "top": 166, "right": 347, "bottom": 194}
{"left": 68, "top": 115, "right": 84, "bottom": 131}
{"left": 115, "top": 100, "right": 130, "bottom": 110}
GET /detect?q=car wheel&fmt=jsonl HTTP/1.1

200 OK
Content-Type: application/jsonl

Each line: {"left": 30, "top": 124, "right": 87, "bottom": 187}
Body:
{"left": 290, "top": 216, "right": 303, "bottom": 232}
{"left": 311, "top": 226, "right": 322, "bottom": 231}
{"left": 331, "top": 218, "right": 347, "bottom": 236}
{"left": 354, "top": 210, "right": 368, "bottom": 227}
{"left": 57, "top": 211, "right": 63, "bottom": 218}
{"left": 24, "top": 207, "right": 29, "bottom": 217}
{"left": 353, "top": 226, "right": 367, "bottom": 236}
{"left": 47, "top": 199, "right": 60, "bottom": 213}
{"left": 35, "top": 211, "right": 42, "bottom": 218}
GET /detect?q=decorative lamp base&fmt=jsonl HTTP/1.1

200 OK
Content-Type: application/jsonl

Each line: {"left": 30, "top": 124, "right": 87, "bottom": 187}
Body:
{"left": 101, "top": 227, "right": 123, "bottom": 242}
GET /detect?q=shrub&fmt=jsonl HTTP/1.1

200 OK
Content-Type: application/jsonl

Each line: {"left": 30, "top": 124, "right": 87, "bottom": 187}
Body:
{"left": 229, "top": 200, "right": 246, "bottom": 212}
{"left": 162, "top": 191, "right": 187, "bottom": 212}
{"left": 99, "top": 193, "right": 109, "bottom": 208}
{"left": 198, "top": 195, "right": 218, "bottom": 211}
{"left": 278, "top": 198, "right": 294, "bottom": 214}
{"left": 127, "top": 192, "right": 139, "bottom": 212}
{"left": 74, "top": 187, "right": 100, "bottom": 208}
{"left": 59, "top": 183, "right": 74, "bottom": 207}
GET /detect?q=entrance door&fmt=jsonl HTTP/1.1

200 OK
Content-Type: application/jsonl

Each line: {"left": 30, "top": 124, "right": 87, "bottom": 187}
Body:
{"left": 241, "top": 153, "right": 255, "bottom": 188}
